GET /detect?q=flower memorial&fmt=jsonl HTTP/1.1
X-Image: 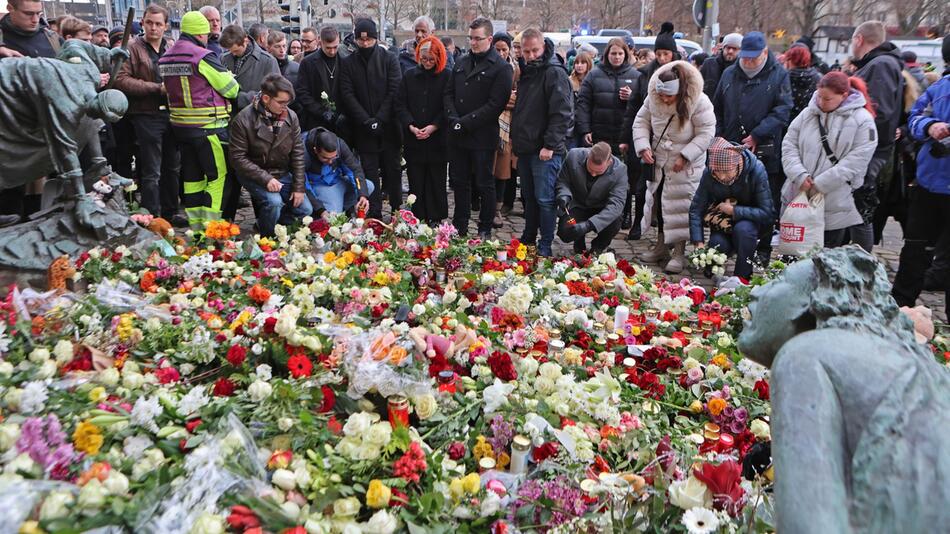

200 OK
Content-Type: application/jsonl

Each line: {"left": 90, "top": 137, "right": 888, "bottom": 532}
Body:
{"left": 0, "top": 211, "right": 873, "bottom": 534}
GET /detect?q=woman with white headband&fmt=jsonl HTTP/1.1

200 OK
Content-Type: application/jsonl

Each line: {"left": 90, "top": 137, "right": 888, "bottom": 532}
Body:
{"left": 632, "top": 60, "right": 716, "bottom": 273}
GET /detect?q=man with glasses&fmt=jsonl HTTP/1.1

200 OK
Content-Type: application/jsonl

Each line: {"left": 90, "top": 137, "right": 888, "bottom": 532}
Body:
{"left": 444, "top": 17, "right": 513, "bottom": 239}
{"left": 688, "top": 137, "right": 773, "bottom": 284}
{"left": 701, "top": 33, "right": 742, "bottom": 100}
{"left": 296, "top": 26, "right": 346, "bottom": 132}
{"left": 229, "top": 74, "right": 312, "bottom": 236}
{"left": 339, "top": 18, "right": 401, "bottom": 218}
{"left": 300, "top": 27, "right": 319, "bottom": 57}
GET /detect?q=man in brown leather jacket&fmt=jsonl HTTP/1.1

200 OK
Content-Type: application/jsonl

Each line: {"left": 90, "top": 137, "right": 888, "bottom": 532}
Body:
{"left": 113, "top": 4, "right": 184, "bottom": 225}
{"left": 229, "top": 73, "right": 312, "bottom": 236}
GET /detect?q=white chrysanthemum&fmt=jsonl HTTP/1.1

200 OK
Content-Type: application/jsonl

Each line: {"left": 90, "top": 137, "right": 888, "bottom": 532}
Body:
{"left": 177, "top": 386, "right": 210, "bottom": 416}
{"left": 0, "top": 323, "right": 11, "bottom": 354}
{"left": 131, "top": 396, "right": 162, "bottom": 433}
{"left": 681, "top": 507, "right": 720, "bottom": 534}
{"left": 19, "top": 381, "right": 48, "bottom": 414}
{"left": 123, "top": 434, "right": 152, "bottom": 459}
{"left": 497, "top": 283, "right": 533, "bottom": 315}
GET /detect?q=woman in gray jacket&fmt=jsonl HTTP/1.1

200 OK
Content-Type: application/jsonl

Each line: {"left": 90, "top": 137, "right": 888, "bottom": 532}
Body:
{"left": 781, "top": 71, "right": 878, "bottom": 248}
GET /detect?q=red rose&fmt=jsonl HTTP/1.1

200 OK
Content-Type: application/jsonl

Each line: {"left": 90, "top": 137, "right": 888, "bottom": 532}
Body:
{"left": 185, "top": 418, "right": 203, "bottom": 433}
{"left": 447, "top": 441, "right": 466, "bottom": 460}
{"left": 226, "top": 345, "right": 247, "bottom": 367}
{"left": 753, "top": 379, "right": 770, "bottom": 400}
{"left": 213, "top": 377, "right": 237, "bottom": 397}
{"left": 487, "top": 351, "right": 518, "bottom": 381}
{"left": 655, "top": 435, "right": 675, "bottom": 472}
{"left": 263, "top": 317, "right": 278, "bottom": 334}
{"left": 309, "top": 218, "right": 330, "bottom": 236}
{"left": 327, "top": 415, "right": 343, "bottom": 435}
{"left": 227, "top": 505, "right": 261, "bottom": 530}
{"left": 281, "top": 527, "right": 307, "bottom": 534}
{"left": 693, "top": 460, "right": 746, "bottom": 516}
{"left": 531, "top": 441, "right": 559, "bottom": 463}
{"left": 154, "top": 367, "right": 180, "bottom": 384}
{"left": 317, "top": 385, "right": 335, "bottom": 413}
{"left": 687, "top": 287, "right": 707, "bottom": 306}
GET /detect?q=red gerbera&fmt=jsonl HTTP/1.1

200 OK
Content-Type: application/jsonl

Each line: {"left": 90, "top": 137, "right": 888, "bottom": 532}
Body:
{"left": 213, "top": 377, "right": 237, "bottom": 397}
{"left": 287, "top": 354, "right": 313, "bottom": 378}
{"left": 226, "top": 344, "right": 247, "bottom": 367}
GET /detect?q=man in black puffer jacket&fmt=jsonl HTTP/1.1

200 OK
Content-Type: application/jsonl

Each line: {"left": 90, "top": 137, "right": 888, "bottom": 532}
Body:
{"left": 339, "top": 19, "right": 402, "bottom": 219}
{"left": 701, "top": 32, "right": 741, "bottom": 100}
{"left": 512, "top": 30, "right": 572, "bottom": 257}
{"left": 575, "top": 38, "right": 643, "bottom": 234}
{"left": 850, "top": 21, "right": 905, "bottom": 252}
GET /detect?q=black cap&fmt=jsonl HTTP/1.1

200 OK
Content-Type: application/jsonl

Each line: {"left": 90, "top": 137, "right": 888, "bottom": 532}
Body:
{"left": 795, "top": 35, "right": 815, "bottom": 51}
{"left": 353, "top": 18, "right": 378, "bottom": 40}
{"left": 493, "top": 32, "right": 512, "bottom": 49}
{"left": 92, "top": 25, "right": 109, "bottom": 34}
{"left": 901, "top": 50, "right": 917, "bottom": 64}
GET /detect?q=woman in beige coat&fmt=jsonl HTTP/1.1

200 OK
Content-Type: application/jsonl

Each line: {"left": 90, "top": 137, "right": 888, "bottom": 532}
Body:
{"left": 632, "top": 60, "right": 716, "bottom": 273}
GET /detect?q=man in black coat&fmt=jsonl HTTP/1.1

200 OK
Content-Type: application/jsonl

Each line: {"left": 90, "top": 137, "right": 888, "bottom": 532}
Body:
{"left": 850, "top": 20, "right": 905, "bottom": 252}
{"left": 701, "top": 32, "right": 741, "bottom": 100}
{"left": 295, "top": 26, "right": 346, "bottom": 133}
{"left": 338, "top": 19, "right": 402, "bottom": 219}
{"left": 444, "top": 17, "right": 513, "bottom": 238}
{"left": 511, "top": 30, "right": 572, "bottom": 257}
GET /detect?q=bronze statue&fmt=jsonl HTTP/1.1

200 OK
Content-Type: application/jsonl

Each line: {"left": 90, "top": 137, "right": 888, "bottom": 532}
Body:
{"left": 739, "top": 247, "right": 950, "bottom": 533}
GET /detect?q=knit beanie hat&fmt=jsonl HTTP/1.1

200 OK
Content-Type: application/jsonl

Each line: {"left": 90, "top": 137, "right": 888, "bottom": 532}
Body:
{"left": 354, "top": 18, "right": 378, "bottom": 40}
{"left": 493, "top": 32, "right": 513, "bottom": 50}
{"left": 655, "top": 22, "right": 676, "bottom": 54}
{"left": 180, "top": 11, "right": 210, "bottom": 36}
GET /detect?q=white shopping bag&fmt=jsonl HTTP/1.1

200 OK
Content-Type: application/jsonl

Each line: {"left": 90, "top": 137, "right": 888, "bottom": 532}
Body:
{"left": 777, "top": 192, "right": 824, "bottom": 256}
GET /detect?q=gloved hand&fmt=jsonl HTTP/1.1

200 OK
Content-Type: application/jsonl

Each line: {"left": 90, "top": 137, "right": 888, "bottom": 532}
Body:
{"left": 335, "top": 113, "right": 348, "bottom": 131}
{"left": 560, "top": 220, "right": 592, "bottom": 242}
{"left": 109, "top": 47, "right": 131, "bottom": 62}
{"left": 321, "top": 110, "right": 338, "bottom": 126}
{"left": 556, "top": 196, "right": 571, "bottom": 218}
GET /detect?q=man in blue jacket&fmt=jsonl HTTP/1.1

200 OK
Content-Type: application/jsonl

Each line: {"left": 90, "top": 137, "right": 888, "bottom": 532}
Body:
{"left": 712, "top": 32, "right": 791, "bottom": 262}
{"left": 689, "top": 138, "right": 774, "bottom": 283}
{"left": 303, "top": 127, "right": 372, "bottom": 216}
{"left": 892, "top": 35, "right": 950, "bottom": 318}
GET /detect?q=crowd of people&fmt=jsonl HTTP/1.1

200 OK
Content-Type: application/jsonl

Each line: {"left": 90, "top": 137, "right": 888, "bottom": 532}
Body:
{"left": 0, "top": 1, "right": 947, "bottom": 312}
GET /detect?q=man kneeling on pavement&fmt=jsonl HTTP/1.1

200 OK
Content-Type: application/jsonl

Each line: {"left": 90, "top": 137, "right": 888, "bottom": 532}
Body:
{"left": 229, "top": 73, "right": 312, "bottom": 236}
{"left": 556, "top": 142, "right": 628, "bottom": 254}
{"left": 303, "top": 127, "right": 372, "bottom": 217}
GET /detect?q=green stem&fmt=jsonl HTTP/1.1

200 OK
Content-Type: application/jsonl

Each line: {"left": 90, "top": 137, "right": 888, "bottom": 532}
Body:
{"left": 624, "top": 392, "right": 693, "bottom": 412}
{"left": 421, "top": 401, "right": 477, "bottom": 441}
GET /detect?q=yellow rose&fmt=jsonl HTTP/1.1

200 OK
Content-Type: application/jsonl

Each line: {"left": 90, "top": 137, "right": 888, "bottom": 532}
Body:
{"left": 412, "top": 395, "right": 438, "bottom": 420}
{"left": 88, "top": 387, "right": 107, "bottom": 403}
{"left": 461, "top": 472, "right": 481, "bottom": 494}
{"left": 689, "top": 400, "right": 704, "bottom": 414}
{"left": 365, "top": 479, "right": 391, "bottom": 509}
{"left": 449, "top": 477, "right": 465, "bottom": 501}
{"left": 72, "top": 421, "right": 103, "bottom": 455}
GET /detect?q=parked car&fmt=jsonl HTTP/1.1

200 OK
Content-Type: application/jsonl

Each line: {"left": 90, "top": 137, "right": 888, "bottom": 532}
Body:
{"left": 598, "top": 29, "right": 633, "bottom": 37}
{"left": 572, "top": 35, "right": 702, "bottom": 57}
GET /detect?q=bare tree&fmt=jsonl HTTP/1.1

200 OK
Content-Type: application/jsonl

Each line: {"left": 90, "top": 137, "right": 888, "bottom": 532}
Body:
{"left": 891, "top": 0, "right": 943, "bottom": 35}
{"left": 593, "top": 0, "right": 634, "bottom": 30}
{"left": 383, "top": 0, "right": 413, "bottom": 32}
{"left": 531, "top": 0, "right": 561, "bottom": 31}
{"left": 791, "top": 0, "right": 836, "bottom": 35}
{"left": 474, "top": 0, "right": 511, "bottom": 21}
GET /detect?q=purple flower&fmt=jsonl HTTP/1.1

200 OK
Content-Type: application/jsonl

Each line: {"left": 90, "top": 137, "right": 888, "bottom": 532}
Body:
{"left": 733, "top": 407, "right": 748, "bottom": 423}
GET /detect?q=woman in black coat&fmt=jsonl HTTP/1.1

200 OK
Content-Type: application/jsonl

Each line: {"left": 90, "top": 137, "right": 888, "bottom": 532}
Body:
{"left": 575, "top": 37, "right": 643, "bottom": 233}
{"left": 396, "top": 36, "right": 451, "bottom": 224}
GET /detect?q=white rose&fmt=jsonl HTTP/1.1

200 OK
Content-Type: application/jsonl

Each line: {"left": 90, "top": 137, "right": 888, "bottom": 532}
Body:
{"left": 412, "top": 303, "right": 426, "bottom": 316}
{"left": 354, "top": 443, "right": 382, "bottom": 461}
{"left": 668, "top": 476, "right": 713, "bottom": 510}
{"left": 281, "top": 500, "right": 302, "bottom": 520}
{"left": 122, "top": 372, "right": 145, "bottom": 390}
{"left": 0, "top": 423, "right": 19, "bottom": 451}
{"left": 103, "top": 470, "right": 129, "bottom": 495}
{"left": 36, "top": 359, "right": 57, "bottom": 379}
{"left": 538, "top": 362, "right": 563, "bottom": 380}
{"left": 333, "top": 496, "right": 361, "bottom": 518}
{"left": 278, "top": 417, "right": 295, "bottom": 432}
{"left": 750, "top": 419, "right": 770, "bottom": 440}
{"left": 0, "top": 360, "right": 13, "bottom": 376}
{"left": 78, "top": 479, "right": 108, "bottom": 512}
{"left": 362, "top": 510, "right": 398, "bottom": 534}
{"left": 98, "top": 367, "right": 120, "bottom": 386}
{"left": 342, "top": 412, "right": 376, "bottom": 437}
{"left": 479, "top": 492, "right": 502, "bottom": 517}
{"left": 247, "top": 380, "right": 273, "bottom": 402}
{"left": 39, "top": 490, "right": 74, "bottom": 520}
{"left": 29, "top": 347, "right": 50, "bottom": 364}
{"left": 190, "top": 512, "right": 226, "bottom": 534}
{"left": 305, "top": 516, "right": 332, "bottom": 534}
{"left": 272, "top": 468, "right": 297, "bottom": 491}
{"left": 3, "top": 388, "right": 22, "bottom": 411}
{"left": 363, "top": 422, "right": 393, "bottom": 447}
{"left": 295, "top": 466, "right": 312, "bottom": 489}
{"left": 412, "top": 395, "right": 438, "bottom": 420}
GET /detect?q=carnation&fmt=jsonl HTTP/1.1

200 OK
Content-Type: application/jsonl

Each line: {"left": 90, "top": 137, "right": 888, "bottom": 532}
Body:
{"left": 131, "top": 396, "right": 162, "bottom": 433}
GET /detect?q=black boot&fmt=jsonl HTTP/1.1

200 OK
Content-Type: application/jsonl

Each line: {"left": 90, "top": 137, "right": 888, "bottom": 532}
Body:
{"left": 620, "top": 210, "right": 631, "bottom": 230}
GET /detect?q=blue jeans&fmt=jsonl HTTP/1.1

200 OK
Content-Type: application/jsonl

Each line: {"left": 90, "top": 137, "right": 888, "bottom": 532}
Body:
{"left": 307, "top": 179, "right": 375, "bottom": 214}
{"left": 518, "top": 153, "right": 563, "bottom": 256}
{"left": 240, "top": 173, "right": 313, "bottom": 236}
{"left": 708, "top": 219, "right": 761, "bottom": 279}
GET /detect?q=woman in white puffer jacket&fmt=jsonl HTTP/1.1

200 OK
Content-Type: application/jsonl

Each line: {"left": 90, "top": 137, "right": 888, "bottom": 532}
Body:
{"left": 781, "top": 71, "right": 878, "bottom": 247}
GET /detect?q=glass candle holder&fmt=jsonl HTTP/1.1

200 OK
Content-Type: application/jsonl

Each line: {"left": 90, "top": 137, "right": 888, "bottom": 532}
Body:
{"left": 387, "top": 395, "right": 410, "bottom": 428}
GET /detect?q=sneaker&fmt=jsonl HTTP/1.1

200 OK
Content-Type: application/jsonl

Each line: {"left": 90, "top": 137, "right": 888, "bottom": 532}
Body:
{"left": 500, "top": 204, "right": 513, "bottom": 216}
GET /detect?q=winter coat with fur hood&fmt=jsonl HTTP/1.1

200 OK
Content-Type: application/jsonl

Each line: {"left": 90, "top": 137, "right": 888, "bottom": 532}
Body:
{"left": 781, "top": 89, "right": 877, "bottom": 231}
{"left": 632, "top": 60, "right": 716, "bottom": 244}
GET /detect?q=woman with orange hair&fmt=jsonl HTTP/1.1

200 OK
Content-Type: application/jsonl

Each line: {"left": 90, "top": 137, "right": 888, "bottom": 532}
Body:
{"left": 396, "top": 35, "right": 451, "bottom": 224}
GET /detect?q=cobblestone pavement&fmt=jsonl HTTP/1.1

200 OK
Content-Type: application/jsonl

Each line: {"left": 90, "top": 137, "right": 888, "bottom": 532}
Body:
{"left": 235, "top": 180, "right": 947, "bottom": 322}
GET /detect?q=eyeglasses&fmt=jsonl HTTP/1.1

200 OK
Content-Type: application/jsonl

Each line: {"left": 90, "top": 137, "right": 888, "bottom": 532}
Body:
{"left": 301, "top": 38, "right": 316, "bottom": 44}
{"left": 468, "top": 35, "right": 489, "bottom": 42}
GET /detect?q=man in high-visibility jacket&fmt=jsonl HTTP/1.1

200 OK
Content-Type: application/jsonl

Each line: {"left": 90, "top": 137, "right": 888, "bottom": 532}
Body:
{"left": 158, "top": 11, "right": 239, "bottom": 228}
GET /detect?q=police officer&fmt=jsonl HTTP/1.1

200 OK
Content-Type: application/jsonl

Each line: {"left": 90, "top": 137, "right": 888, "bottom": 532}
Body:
{"left": 159, "top": 11, "right": 239, "bottom": 228}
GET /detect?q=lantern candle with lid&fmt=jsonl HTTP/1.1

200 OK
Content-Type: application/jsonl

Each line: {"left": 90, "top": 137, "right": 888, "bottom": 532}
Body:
{"left": 387, "top": 395, "right": 410, "bottom": 428}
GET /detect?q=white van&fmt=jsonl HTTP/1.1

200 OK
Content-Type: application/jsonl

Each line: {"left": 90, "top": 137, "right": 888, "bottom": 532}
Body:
{"left": 572, "top": 35, "right": 702, "bottom": 58}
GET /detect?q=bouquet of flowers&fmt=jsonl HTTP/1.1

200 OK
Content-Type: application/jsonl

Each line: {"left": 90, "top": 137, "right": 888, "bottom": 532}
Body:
{"left": 689, "top": 246, "right": 728, "bottom": 277}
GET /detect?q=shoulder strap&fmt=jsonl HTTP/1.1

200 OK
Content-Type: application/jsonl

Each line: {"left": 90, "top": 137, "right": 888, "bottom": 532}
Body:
{"left": 652, "top": 115, "right": 675, "bottom": 152}
{"left": 816, "top": 116, "right": 839, "bottom": 166}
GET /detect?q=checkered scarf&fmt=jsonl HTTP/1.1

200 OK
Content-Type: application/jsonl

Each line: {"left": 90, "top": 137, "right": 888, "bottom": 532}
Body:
{"left": 708, "top": 137, "right": 744, "bottom": 185}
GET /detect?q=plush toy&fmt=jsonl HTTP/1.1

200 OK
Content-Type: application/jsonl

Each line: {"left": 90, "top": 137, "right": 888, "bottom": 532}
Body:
{"left": 146, "top": 217, "right": 173, "bottom": 239}
{"left": 900, "top": 305, "right": 934, "bottom": 344}
{"left": 47, "top": 255, "right": 75, "bottom": 292}
{"left": 90, "top": 178, "right": 115, "bottom": 206}
{"left": 409, "top": 327, "right": 456, "bottom": 360}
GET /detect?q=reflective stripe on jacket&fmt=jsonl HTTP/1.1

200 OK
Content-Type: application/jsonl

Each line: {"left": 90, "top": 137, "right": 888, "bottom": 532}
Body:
{"left": 159, "top": 36, "right": 238, "bottom": 128}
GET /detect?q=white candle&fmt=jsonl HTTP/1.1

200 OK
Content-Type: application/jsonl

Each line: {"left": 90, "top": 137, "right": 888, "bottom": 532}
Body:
{"left": 614, "top": 305, "right": 629, "bottom": 332}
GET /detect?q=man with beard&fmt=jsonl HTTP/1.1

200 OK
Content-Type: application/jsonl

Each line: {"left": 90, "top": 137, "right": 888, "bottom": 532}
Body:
{"left": 511, "top": 29, "right": 572, "bottom": 257}
{"left": 444, "top": 17, "right": 513, "bottom": 239}
{"left": 296, "top": 26, "right": 346, "bottom": 132}
{"left": 338, "top": 18, "right": 402, "bottom": 218}
{"left": 701, "top": 32, "right": 741, "bottom": 100}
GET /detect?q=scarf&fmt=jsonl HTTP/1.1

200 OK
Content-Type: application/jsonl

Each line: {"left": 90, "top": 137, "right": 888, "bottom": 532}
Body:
{"left": 708, "top": 137, "right": 745, "bottom": 185}
{"left": 739, "top": 57, "right": 767, "bottom": 79}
